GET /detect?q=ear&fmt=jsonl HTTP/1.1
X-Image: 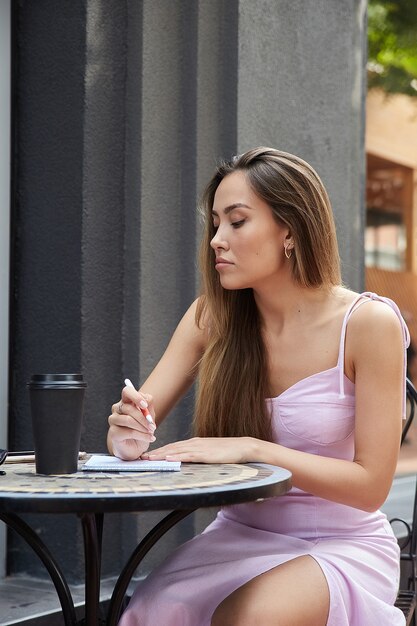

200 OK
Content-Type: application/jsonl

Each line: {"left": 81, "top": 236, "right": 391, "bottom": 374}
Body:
{"left": 284, "top": 232, "right": 294, "bottom": 250}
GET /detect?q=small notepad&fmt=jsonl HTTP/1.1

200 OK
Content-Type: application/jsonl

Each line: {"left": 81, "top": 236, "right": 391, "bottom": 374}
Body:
{"left": 82, "top": 454, "right": 181, "bottom": 472}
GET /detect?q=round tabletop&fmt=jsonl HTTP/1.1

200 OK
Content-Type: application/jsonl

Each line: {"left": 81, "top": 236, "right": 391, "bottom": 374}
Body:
{"left": 0, "top": 458, "right": 292, "bottom": 514}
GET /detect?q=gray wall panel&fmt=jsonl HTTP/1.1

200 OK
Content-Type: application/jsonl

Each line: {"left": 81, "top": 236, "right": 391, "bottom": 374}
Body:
{"left": 139, "top": 0, "right": 197, "bottom": 431}
{"left": 237, "top": 0, "right": 367, "bottom": 291}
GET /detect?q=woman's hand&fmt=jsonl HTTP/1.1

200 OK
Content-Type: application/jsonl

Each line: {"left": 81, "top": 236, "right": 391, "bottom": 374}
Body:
{"left": 141, "top": 436, "right": 258, "bottom": 464}
{"left": 108, "top": 386, "right": 157, "bottom": 460}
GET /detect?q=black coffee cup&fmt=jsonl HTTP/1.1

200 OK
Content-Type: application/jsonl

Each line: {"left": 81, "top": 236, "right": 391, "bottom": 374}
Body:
{"left": 27, "top": 373, "right": 87, "bottom": 475}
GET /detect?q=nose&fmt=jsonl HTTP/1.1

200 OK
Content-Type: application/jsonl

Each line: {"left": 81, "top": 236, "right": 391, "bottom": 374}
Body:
{"left": 210, "top": 226, "right": 229, "bottom": 251}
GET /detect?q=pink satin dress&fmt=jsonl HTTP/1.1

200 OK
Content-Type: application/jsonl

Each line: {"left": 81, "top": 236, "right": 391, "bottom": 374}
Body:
{"left": 119, "top": 292, "right": 410, "bottom": 626}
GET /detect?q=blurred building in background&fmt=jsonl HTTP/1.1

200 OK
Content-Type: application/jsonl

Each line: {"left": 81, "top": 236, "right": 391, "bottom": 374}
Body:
{"left": 366, "top": 0, "right": 417, "bottom": 386}
{"left": 365, "top": 88, "right": 417, "bottom": 380}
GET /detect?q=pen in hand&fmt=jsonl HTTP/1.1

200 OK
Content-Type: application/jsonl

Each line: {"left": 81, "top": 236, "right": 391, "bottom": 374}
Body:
{"left": 124, "top": 378, "right": 155, "bottom": 427}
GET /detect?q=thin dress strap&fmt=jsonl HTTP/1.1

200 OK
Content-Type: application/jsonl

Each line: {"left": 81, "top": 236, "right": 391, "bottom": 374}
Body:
{"left": 338, "top": 292, "right": 410, "bottom": 417}
{"left": 337, "top": 294, "right": 370, "bottom": 396}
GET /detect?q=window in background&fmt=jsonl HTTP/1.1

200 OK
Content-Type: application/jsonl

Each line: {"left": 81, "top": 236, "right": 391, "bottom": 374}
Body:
{"left": 366, "top": 154, "right": 412, "bottom": 271}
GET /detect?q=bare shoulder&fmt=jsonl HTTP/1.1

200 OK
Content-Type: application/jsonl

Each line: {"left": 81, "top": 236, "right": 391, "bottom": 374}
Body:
{"left": 174, "top": 296, "right": 209, "bottom": 351}
{"left": 346, "top": 296, "right": 404, "bottom": 371}
{"left": 348, "top": 297, "right": 403, "bottom": 342}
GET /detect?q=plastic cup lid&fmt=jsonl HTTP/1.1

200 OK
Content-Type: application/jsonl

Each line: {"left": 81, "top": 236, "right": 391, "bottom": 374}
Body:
{"left": 28, "top": 374, "right": 87, "bottom": 387}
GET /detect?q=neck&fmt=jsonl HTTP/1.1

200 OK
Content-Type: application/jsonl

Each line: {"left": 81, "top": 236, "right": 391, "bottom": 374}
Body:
{"left": 253, "top": 276, "right": 336, "bottom": 334}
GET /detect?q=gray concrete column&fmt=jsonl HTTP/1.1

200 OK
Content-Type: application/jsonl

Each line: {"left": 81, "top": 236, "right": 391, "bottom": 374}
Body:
{"left": 236, "top": 0, "right": 367, "bottom": 291}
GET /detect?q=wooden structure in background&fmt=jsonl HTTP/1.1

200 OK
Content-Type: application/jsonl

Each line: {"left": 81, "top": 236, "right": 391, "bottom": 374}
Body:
{"left": 366, "top": 90, "right": 417, "bottom": 344}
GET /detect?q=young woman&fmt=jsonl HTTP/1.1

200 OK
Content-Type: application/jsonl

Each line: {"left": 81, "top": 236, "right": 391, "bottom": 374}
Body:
{"left": 108, "top": 147, "right": 409, "bottom": 626}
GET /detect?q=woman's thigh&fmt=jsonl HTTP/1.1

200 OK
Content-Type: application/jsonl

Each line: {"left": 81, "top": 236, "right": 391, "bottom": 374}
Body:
{"left": 211, "top": 555, "right": 330, "bottom": 626}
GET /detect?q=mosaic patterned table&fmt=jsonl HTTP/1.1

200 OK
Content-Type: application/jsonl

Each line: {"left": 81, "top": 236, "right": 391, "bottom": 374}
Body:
{"left": 0, "top": 458, "right": 292, "bottom": 513}
{"left": 0, "top": 458, "right": 292, "bottom": 625}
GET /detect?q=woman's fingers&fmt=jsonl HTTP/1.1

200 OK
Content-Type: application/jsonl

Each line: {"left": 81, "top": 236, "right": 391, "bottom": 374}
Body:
{"left": 140, "top": 437, "right": 251, "bottom": 464}
{"left": 120, "top": 387, "right": 156, "bottom": 427}
{"left": 141, "top": 439, "right": 198, "bottom": 459}
{"left": 111, "top": 401, "right": 123, "bottom": 415}
{"left": 121, "top": 387, "right": 154, "bottom": 413}
{"left": 108, "top": 417, "right": 156, "bottom": 439}
{"left": 111, "top": 397, "right": 155, "bottom": 432}
{"left": 108, "top": 412, "right": 156, "bottom": 440}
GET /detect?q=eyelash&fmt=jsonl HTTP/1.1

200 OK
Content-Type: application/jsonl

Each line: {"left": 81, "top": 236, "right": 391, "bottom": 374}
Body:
{"left": 212, "top": 219, "right": 246, "bottom": 230}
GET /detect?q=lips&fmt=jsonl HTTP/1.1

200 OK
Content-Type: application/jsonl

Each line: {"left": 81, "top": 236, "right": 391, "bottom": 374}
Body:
{"left": 215, "top": 257, "right": 233, "bottom": 266}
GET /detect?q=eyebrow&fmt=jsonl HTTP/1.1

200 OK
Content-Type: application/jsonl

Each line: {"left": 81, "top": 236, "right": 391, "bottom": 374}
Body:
{"left": 211, "top": 203, "right": 253, "bottom": 216}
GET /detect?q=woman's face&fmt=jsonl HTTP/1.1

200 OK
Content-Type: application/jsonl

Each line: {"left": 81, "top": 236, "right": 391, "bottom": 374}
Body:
{"left": 210, "top": 170, "right": 293, "bottom": 291}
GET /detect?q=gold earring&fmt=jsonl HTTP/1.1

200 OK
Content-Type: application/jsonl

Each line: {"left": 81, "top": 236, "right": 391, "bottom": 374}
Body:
{"left": 284, "top": 244, "right": 293, "bottom": 259}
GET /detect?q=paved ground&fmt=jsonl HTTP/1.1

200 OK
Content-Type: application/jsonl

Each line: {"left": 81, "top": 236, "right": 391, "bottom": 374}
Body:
{"left": 0, "top": 575, "right": 139, "bottom": 625}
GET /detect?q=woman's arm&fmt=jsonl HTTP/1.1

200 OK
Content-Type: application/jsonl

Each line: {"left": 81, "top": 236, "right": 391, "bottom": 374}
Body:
{"left": 107, "top": 298, "right": 207, "bottom": 459}
{"left": 144, "top": 301, "right": 405, "bottom": 512}
{"left": 258, "top": 300, "right": 404, "bottom": 511}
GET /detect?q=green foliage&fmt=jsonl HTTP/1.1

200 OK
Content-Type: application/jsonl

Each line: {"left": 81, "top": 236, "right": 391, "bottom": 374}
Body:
{"left": 368, "top": 0, "right": 417, "bottom": 97}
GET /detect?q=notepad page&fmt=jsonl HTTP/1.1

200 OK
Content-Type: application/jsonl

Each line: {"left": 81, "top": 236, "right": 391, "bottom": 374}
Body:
{"left": 82, "top": 454, "right": 181, "bottom": 472}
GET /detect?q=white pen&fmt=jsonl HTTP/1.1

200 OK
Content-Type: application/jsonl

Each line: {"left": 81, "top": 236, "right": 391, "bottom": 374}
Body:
{"left": 124, "top": 378, "right": 155, "bottom": 426}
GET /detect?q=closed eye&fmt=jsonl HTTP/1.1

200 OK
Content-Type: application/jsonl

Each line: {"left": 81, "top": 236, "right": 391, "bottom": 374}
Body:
{"left": 231, "top": 219, "right": 245, "bottom": 229}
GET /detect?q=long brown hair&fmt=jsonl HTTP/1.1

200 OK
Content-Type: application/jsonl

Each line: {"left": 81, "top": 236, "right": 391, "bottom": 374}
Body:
{"left": 194, "top": 147, "right": 341, "bottom": 440}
